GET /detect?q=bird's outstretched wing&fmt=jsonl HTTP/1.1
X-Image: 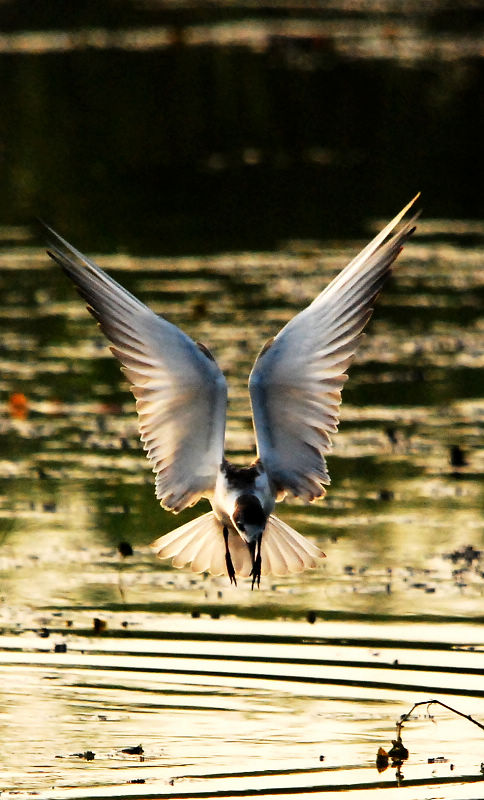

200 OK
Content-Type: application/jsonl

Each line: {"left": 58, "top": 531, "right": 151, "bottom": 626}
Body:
{"left": 45, "top": 227, "right": 227, "bottom": 512}
{"left": 248, "top": 195, "right": 420, "bottom": 502}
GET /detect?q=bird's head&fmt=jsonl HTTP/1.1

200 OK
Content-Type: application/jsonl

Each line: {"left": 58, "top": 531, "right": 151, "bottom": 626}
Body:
{"left": 232, "top": 493, "right": 266, "bottom": 544}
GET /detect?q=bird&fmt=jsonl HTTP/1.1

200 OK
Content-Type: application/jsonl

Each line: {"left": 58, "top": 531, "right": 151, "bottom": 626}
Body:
{"left": 44, "top": 194, "right": 419, "bottom": 589}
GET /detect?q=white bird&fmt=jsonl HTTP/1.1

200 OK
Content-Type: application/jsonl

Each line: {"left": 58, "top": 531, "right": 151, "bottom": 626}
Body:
{"left": 45, "top": 195, "right": 419, "bottom": 588}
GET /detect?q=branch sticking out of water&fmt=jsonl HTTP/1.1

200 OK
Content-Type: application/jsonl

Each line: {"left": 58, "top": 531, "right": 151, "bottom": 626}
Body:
{"left": 376, "top": 699, "right": 484, "bottom": 782}
{"left": 397, "top": 699, "right": 484, "bottom": 737}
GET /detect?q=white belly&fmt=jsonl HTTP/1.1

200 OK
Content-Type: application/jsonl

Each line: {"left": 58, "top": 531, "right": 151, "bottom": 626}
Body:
{"left": 211, "top": 464, "right": 275, "bottom": 528}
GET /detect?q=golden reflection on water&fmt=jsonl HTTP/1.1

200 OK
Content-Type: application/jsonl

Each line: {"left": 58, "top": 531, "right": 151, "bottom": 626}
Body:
{"left": 0, "top": 232, "right": 483, "bottom": 614}
{"left": 0, "top": 615, "right": 483, "bottom": 796}
{"left": 0, "top": 18, "right": 483, "bottom": 65}
{"left": 0, "top": 227, "right": 483, "bottom": 797}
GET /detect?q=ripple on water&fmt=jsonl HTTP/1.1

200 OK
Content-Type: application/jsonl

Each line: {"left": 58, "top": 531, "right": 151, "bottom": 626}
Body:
{"left": 0, "top": 617, "right": 483, "bottom": 797}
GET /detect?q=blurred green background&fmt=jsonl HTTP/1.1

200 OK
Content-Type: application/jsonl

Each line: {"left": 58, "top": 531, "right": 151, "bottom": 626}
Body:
{"left": 0, "top": 0, "right": 483, "bottom": 253}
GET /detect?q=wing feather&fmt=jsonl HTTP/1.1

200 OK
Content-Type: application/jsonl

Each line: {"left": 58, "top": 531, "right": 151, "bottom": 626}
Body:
{"left": 45, "top": 226, "right": 227, "bottom": 512}
{"left": 249, "top": 195, "right": 419, "bottom": 501}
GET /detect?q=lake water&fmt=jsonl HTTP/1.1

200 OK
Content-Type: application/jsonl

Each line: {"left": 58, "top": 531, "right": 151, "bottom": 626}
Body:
{"left": 0, "top": 214, "right": 483, "bottom": 798}
{"left": 0, "top": 2, "right": 484, "bottom": 796}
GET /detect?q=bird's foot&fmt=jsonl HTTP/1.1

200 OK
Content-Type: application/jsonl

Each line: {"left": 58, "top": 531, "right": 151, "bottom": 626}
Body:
{"left": 223, "top": 526, "right": 237, "bottom": 586}
{"left": 250, "top": 554, "right": 262, "bottom": 590}
{"left": 225, "top": 552, "right": 237, "bottom": 586}
{"left": 249, "top": 535, "right": 262, "bottom": 590}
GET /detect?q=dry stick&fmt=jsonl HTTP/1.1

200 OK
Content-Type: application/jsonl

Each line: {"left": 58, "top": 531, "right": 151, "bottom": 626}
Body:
{"left": 397, "top": 699, "right": 484, "bottom": 738}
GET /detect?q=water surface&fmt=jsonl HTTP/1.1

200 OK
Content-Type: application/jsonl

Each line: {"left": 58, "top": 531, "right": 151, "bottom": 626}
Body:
{"left": 0, "top": 216, "right": 483, "bottom": 797}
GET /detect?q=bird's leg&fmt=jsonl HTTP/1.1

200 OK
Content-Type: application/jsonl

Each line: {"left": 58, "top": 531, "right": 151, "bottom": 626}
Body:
{"left": 223, "top": 526, "right": 237, "bottom": 586}
{"left": 249, "top": 536, "right": 262, "bottom": 590}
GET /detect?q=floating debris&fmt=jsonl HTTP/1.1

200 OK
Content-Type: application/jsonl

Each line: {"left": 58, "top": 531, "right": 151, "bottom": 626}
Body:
{"left": 385, "top": 426, "right": 399, "bottom": 446}
{"left": 8, "top": 392, "right": 28, "bottom": 419}
{"left": 388, "top": 737, "right": 409, "bottom": 766}
{"left": 445, "top": 545, "right": 481, "bottom": 565}
{"left": 118, "top": 540, "right": 133, "bottom": 557}
{"left": 376, "top": 746, "right": 389, "bottom": 773}
{"left": 93, "top": 618, "right": 107, "bottom": 634}
{"left": 121, "top": 744, "right": 144, "bottom": 755}
{"left": 449, "top": 444, "right": 467, "bottom": 467}
{"left": 72, "top": 751, "right": 95, "bottom": 761}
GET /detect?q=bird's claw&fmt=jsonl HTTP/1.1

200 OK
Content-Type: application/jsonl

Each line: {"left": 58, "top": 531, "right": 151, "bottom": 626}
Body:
{"left": 250, "top": 554, "right": 261, "bottom": 590}
{"left": 225, "top": 552, "right": 237, "bottom": 586}
{"left": 223, "top": 526, "right": 237, "bottom": 586}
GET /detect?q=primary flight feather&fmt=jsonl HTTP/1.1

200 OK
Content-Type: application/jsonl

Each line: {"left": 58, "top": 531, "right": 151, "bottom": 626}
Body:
{"left": 45, "top": 195, "right": 419, "bottom": 588}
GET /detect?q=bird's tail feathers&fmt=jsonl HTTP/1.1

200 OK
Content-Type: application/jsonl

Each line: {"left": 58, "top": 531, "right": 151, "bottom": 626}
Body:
{"left": 150, "top": 511, "right": 324, "bottom": 579}
{"left": 150, "top": 512, "right": 252, "bottom": 577}
{"left": 261, "top": 514, "right": 325, "bottom": 576}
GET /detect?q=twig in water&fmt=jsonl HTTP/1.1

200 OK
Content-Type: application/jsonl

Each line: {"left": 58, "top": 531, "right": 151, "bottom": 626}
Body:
{"left": 397, "top": 699, "right": 484, "bottom": 738}
{"left": 376, "top": 699, "right": 484, "bottom": 783}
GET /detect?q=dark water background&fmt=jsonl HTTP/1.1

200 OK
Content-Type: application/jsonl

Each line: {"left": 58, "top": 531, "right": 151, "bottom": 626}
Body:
{"left": 0, "top": 0, "right": 484, "bottom": 252}
{"left": 0, "top": 2, "right": 483, "bottom": 798}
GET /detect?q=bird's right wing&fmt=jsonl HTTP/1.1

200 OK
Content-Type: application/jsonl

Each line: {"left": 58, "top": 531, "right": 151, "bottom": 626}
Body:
{"left": 45, "top": 227, "right": 227, "bottom": 512}
{"left": 249, "top": 195, "right": 419, "bottom": 502}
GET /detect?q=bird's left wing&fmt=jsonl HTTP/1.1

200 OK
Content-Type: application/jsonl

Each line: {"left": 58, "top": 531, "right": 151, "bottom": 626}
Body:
{"left": 249, "top": 195, "right": 419, "bottom": 503}
{"left": 45, "top": 227, "right": 227, "bottom": 512}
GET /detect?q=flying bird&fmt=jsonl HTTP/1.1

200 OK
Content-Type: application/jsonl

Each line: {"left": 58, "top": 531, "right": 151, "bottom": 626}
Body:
{"left": 45, "top": 195, "right": 419, "bottom": 588}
